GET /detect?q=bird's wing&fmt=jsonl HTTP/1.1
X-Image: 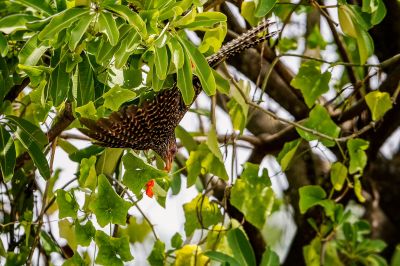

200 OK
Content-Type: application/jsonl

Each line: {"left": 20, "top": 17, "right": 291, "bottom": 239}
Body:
{"left": 79, "top": 87, "right": 186, "bottom": 150}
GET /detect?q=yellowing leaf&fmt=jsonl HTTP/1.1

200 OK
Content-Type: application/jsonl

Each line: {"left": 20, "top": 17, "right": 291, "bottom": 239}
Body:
{"left": 365, "top": 91, "right": 392, "bottom": 121}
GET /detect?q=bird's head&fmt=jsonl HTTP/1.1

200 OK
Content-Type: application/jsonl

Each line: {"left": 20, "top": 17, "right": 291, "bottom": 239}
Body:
{"left": 153, "top": 134, "right": 177, "bottom": 172}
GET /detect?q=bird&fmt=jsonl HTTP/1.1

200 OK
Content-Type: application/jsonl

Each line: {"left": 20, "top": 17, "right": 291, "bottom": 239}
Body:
{"left": 79, "top": 20, "right": 277, "bottom": 172}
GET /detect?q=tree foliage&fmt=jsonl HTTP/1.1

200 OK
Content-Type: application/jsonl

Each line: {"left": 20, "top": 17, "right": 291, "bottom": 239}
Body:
{"left": 0, "top": 0, "right": 400, "bottom": 265}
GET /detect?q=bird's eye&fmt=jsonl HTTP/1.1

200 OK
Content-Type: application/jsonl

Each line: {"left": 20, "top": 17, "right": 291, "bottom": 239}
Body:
{"left": 170, "top": 147, "right": 177, "bottom": 154}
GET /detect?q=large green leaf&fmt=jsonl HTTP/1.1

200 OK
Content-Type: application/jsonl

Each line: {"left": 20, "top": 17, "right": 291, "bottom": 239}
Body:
{"left": 0, "top": 32, "right": 8, "bottom": 57}
{"left": 68, "top": 13, "right": 94, "bottom": 51}
{"left": 347, "top": 138, "right": 369, "bottom": 174}
{"left": 277, "top": 139, "right": 301, "bottom": 171}
{"left": 230, "top": 163, "right": 275, "bottom": 229}
{"left": 89, "top": 174, "right": 132, "bottom": 227}
{"left": 177, "top": 52, "right": 194, "bottom": 104}
{"left": 95, "top": 231, "right": 134, "bottom": 266}
{"left": 255, "top": 0, "right": 277, "bottom": 17}
{"left": 56, "top": 189, "right": 79, "bottom": 219}
{"left": 227, "top": 228, "right": 256, "bottom": 266}
{"left": 296, "top": 104, "right": 341, "bottom": 147}
{"left": 103, "top": 86, "right": 136, "bottom": 111}
{"left": 6, "top": 115, "right": 47, "bottom": 145}
{"left": 75, "top": 220, "right": 96, "bottom": 247}
{"left": 186, "top": 143, "right": 228, "bottom": 187}
{"left": 290, "top": 61, "right": 331, "bottom": 108}
{"left": 299, "top": 185, "right": 335, "bottom": 218}
{"left": 38, "top": 8, "right": 90, "bottom": 41}
{"left": 154, "top": 45, "right": 168, "bottom": 80}
{"left": 183, "top": 194, "right": 222, "bottom": 236}
{"left": 204, "top": 251, "right": 241, "bottom": 266}
{"left": 75, "top": 54, "right": 94, "bottom": 106}
{"left": 114, "top": 28, "right": 141, "bottom": 68}
{"left": 168, "top": 37, "right": 185, "bottom": 70}
{"left": 147, "top": 240, "right": 165, "bottom": 266}
{"left": 365, "top": 90, "right": 392, "bottom": 121}
{"left": 122, "top": 153, "right": 168, "bottom": 196}
{"left": 14, "top": 0, "right": 54, "bottom": 16}
{"left": 98, "top": 11, "right": 119, "bottom": 46}
{"left": 0, "top": 125, "right": 16, "bottom": 182}
{"left": 18, "top": 34, "right": 50, "bottom": 66}
{"left": 105, "top": 4, "right": 147, "bottom": 38}
{"left": 48, "top": 50, "right": 71, "bottom": 106}
{"left": 0, "top": 14, "right": 38, "bottom": 34}
{"left": 181, "top": 12, "right": 226, "bottom": 29}
{"left": 178, "top": 37, "right": 216, "bottom": 95}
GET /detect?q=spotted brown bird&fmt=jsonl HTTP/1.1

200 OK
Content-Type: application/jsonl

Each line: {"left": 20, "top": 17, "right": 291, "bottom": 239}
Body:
{"left": 79, "top": 20, "right": 277, "bottom": 172}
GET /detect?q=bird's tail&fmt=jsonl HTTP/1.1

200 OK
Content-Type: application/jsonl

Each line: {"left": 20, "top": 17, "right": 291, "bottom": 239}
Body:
{"left": 206, "top": 20, "right": 278, "bottom": 67}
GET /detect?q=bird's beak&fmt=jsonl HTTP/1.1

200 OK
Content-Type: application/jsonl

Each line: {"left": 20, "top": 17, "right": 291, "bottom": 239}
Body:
{"left": 164, "top": 156, "right": 172, "bottom": 172}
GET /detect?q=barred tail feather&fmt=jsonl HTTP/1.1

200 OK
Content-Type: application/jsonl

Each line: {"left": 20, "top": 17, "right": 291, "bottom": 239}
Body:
{"left": 206, "top": 20, "right": 277, "bottom": 67}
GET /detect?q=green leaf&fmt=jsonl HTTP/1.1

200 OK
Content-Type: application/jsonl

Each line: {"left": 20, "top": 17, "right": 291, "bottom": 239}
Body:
{"left": 178, "top": 37, "right": 216, "bottom": 95}
{"left": 154, "top": 45, "right": 169, "bottom": 80}
{"left": 168, "top": 37, "right": 185, "bottom": 70}
{"left": 75, "top": 220, "right": 96, "bottom": 247}
{"left": 114, "top": 28, "right": 141, "bottom": 68}
{"left": 56, "top": 189, "right": 79, "bottom": 219}
{"left": 299, "top": 185, "right": 335, "bottom": 218}
{"left": 241, "top": 1, "right": 260, "bottom": 26}
{"left": 76, "top": 103, "right": 97, "bottom": 122}
{"left": 49, "top": 51, "right": 71, "bottom": 106}
{"left": 183, "top": 194, "right": 222, "bottom": 236}
{"left": 105, "top": 4, "right": 147, "bottom": 38}
{"left": 227, "top": 80, "right": 249, "bottom": 133}
{"left": 0, "top": 32, "right": 8, "bottom": 57}
{"left": 0, "top": 125, "right": 16, "bottom": 182}
{"left": 370, "top": 0, "right": 386, "bottom": 25}
{"left": 70, "top": 145, "right": 104, "bottom": 162}
{"left": 338, "top": 5, "right": 361, "bottom": 38}
{"left": 96, "top": 148, "right": 123, "bottom": 177}
{"left": 175, "top": 126, "right": 198, "bottom": 152}
{"left": 6, "top": 116, "right": 47, "bottom": 145}
{"left": 171, "top": 232, "right": 183, "bottom": 249}
{"left": 89, "top": 174, "right": 132, "bottom": 227}
{"left": 177, "top": 52, "right": 194, "bottom": 104}
{"left": 63, "top": 252, "right": 85, "bottom": 266}
{"left": 182, "top": 12, "right": 226, "bottom": 29}
{"left": 260, "top": 247, "right": 280, "bottom": 266}
{"left": 347, "top": 138, "right": 369, "bottom": 174}
{"left": 122, "top": 153, "right": 168, "bottom": 196}
{"left": 68, "top": 13, "right": 94, "bottom": 51}
{"left": 117, "top": 216, "right": 151, "bottom": 243}
{"left": 98, "top": 12, "right": 119, "bottom": 46}
{"left": 330, "top": 162, "right": 347, "bottom": 191}
{"left": 276, "top": 139, "right": 301, "bottom": 171}
{"left": 213, "top": 69, "right": 230, "bottom": 94}
{"left": 365, "top": 91, "right": 392, "bottom": 121}
{"left": 14, "top": 0, "right": 54, "bottom": 16}
{"left": 391, "top": 245, "right": 400, "bottom": 266}
{"left": 147, "top": 240, "right": 165, "bottom": 266}
{"left": 40, "top": 231, "right": 60, "bottom": 255}
{"left": 103, "top": 86, "right": 136, "bottom": 111}
{"left": 231, "top": 163, "right": 275, "bottom": 229}
{"left": 95, "top": 230, "right": 134, "bottom": 266}
{"left": 296, "top": 104, "right": 341, "bottom": 147}
{"left": 18, "top": 34, "right": 50, "bottom": 66}
{"left": 204, "top": 251, "right": 241, "bottom": 266}
{"left": 227, "top": 228, "right": 256, "bottom": 266}
{"left": 6, "top": 116, "right": 50, "bottom": 179}
{"left": 0, "top": 14, "right": 38, "bottom": 34}
{"left": 38, "top": 8, "right": 90, "bottom": 41}
{"left": 186, "top": 143, "right": 228, "bottom": 187}
{"left": 59, "top": 219, "right": 77, "bottom": 250}
{"left": 206, "top": 127, "right": 223, "bottom": 162}
{"left": 255, "top": 0, "right": 277, "bottom": 17}
{"left": 123, "top": 67, "right": 142, "bottom": 88}
{"left": 354, "top": 175, "right": 366, "bottom": 202}
{"left": 290, "top": 61, "right": 331, "bottom": 108}
{"left": 76, "top": 54, "right": 94, "bottom": 106}
{"left": 356, "top": 29, "right": 374, "bottom": 64}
